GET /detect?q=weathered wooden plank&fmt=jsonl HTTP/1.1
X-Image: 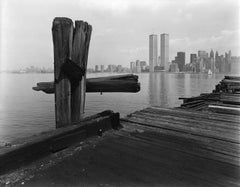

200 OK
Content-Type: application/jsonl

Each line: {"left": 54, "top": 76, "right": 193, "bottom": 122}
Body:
{"left": 122, "top": 116, "right": 240, "bottom": 144}
{"left": 130, "top": 112, "right": 240, "bottom": 134}
{"left": 148, "top": 107, "right": 240, "bottom": 123}
{"left": 132, "top": 110, "right": 240, "bottom": 132}
{"left": 208, "top": 105, "right": 240, "bottom": 115}
{"left": 121, "top": 120, "right": 240, "bottom": 157}
{"left": 114, "top": 130, "right": 240, "bottom": 171}
{"left": 75, "top": 136, "right": 221, "bottom": 186}
{"left": 141, "top": 109, "right": 240, "bottom": 130}
{"left": 71, "top": 21, "right": 92, "bottom": 123}
{"left": 52, "top": 17, "right": 73, "bottom": 128}
{"left": 225, "top": 76, "right": 240, "bottom": 81}
{"left": 101, "top": 135, "right": 240, "bottom": 186}
{"left": 0, "top": 110, "right": 120, "bottom": 175}
{"left": 129, "top": 132, "right": 240, "bottom": 164}
{"left": 32, "top": 74, "right": 140, "bottom": 94}
{"left": 120, "top": 121, "right": 240, "bottom": 171}
{"left": 121, "top": 120, "right": 235, "bottom": 142}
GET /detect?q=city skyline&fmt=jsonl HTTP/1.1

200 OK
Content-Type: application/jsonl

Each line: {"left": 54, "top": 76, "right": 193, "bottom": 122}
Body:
{"left": 2, "top": 46, "right": 239, "bottom": 74}
{"left": 0, "top": 0, "right": 239, "bottom": 71}
{"left": 2, "top": 47, "right": 238, "bottom": 72}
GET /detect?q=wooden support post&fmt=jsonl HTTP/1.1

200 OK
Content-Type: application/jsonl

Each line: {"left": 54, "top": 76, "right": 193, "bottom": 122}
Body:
{"left": 52, "top": 17, "right": 92, "bottom": 128}
{"left": 52, "top": 18, "right": 73, "bottom": 128}
{"left": 71, "top": 21, "right": 92, "bottom": 123}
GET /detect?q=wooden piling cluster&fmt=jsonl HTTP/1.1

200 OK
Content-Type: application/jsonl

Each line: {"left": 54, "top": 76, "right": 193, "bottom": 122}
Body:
{"left": 33, "top": 17, "right": 140, "bottom": 130}
{"left": 179, "top": 76, "right": 240, "bottom": 115}
{"left": 214, "top": 76, "right": 240, "bottom": 93}
{"left": 52, "top": 18, "right": 92, "bottom": 128}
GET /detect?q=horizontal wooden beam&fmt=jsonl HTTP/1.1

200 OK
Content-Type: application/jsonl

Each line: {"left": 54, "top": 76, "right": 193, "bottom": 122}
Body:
{"left": 32, "top": 74, "right": 140, "bottom": 94}
{"left": 0, "top": 110, "right": 120, "bottom": 175}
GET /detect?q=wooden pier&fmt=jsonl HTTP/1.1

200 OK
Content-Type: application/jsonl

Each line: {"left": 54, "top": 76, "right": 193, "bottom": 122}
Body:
{"left": 3, "top": 106, "right": 239, "bottom": 186}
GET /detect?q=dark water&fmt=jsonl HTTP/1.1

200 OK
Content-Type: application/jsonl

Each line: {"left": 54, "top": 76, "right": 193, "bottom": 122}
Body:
{"left": 0, "top": 72, "right": 224, "bottom": 143}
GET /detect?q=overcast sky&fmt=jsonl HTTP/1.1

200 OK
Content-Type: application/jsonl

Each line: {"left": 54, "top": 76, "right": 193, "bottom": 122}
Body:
{"left": 0, "top": 0, "right": 239, "bottom": 70}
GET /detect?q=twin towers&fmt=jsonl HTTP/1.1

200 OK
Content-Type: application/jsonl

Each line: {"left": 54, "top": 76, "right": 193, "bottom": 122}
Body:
{"left": 149, "top": 33, "right": 169, "bottom": 72}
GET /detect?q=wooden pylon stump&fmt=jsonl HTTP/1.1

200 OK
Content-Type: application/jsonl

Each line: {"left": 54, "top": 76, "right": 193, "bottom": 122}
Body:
{"left": 71, "top": 21, "right": 92, "bottom": 123}
{"left": 52, "top": 17, "right": 92, "bottom": 128}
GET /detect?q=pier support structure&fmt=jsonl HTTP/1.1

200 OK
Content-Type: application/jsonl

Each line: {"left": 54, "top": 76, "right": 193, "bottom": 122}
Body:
{"left": 52, "top": 17, "right": 92, "bottom": 128}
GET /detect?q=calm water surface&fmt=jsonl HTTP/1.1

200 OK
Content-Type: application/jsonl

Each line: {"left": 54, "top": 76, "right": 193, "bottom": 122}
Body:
{"left": 0, "top": 72, "right": 224, "bottom": 143}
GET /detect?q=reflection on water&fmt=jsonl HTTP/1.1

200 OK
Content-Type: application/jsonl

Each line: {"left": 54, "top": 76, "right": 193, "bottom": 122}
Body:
{"left": 148, "top": 72, "right": 223, "bottom": 108}
{"left": 0, "top": 72, "right": 224, "bottom": 143}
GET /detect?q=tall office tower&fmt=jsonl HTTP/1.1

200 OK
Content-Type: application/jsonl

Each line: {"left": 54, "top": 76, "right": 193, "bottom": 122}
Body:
{"left": 210, "top": 49, "right": 215, "bottom": 73}
{"left": 95, "top": 65, "right": 99, "bottom": 72}
{"left": 198, "top": 50, "right": 208, "bottom": 70}
{"left": 215, "top": 51, "right": 220, "bottom": 71}
{"left": 190, "top": 54, "right": 197, "bottom": 63}
{"left": 225, "top": 52, "right": 231, "bottom": 73}
{"left": 108, "top": 64, "right": 114, "bottom": 72}
{"left": 210, "top": 49, "right": 214, "bottom": 59}
{"left": 175, "top": 52, "right": 185, "bottom": 72}
{"left": 160, "top": 33, "right": 169, "bottom": 71}
{"left": 136, "top": 60, "right": 141, "bottom": 73}
{"left": 215, "top": 51, "right": 219, "bottom": 59}
{"left": 229, "top": 50, "right": 232, "bottom": 59}
{"left": 100, "top": 65, "right": 105, "bottom": 72}
{"left": 149, "top": 34, "right": 158, "bottom": 72}
{"left": 130, "top": 61, "right": 136, "bottom": 71}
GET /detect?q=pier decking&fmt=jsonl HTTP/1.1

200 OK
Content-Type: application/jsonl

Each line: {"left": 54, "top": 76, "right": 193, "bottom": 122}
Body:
{"left": 7, "top": 106, "right": 240, "bottom": 186}
{"left": 179, "top": 76, "right": 240, "bottom": 115}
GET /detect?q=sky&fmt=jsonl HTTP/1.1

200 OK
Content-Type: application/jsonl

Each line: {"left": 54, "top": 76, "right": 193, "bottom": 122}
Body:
{"left": 0, "top": 0, "right": 239, "bottom": 70}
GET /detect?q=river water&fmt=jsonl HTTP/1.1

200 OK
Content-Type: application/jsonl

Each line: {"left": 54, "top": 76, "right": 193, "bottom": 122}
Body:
{"left": 0, "top": 72, "right": 224, "bottom": 143}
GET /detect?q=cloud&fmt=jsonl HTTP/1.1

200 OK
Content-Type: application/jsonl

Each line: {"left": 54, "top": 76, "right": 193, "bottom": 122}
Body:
{"left": 77, "top": 0, "right": 173, "bottom": 14}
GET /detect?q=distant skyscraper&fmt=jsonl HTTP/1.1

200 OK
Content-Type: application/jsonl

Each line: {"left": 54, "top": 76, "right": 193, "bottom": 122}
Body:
{"left": 190, "top": 54, "right": 197, "bottom": 64}
{"left": 136, "top": 60, "right": 141, "bottom": 73}
{"left": 229, "top": 50, "right": 232, "bottom": 59}
{"left": 100, "top": 65, "right": 104, "bottom": 72}
{"left": 215, "top": 51, "right": 220, "bottom": 71}
{"left": 149, "top": 34, "right": 158, "bottom": 72}
{"left": 95, "top": 65, "right": 99, "bottom": 72}
{"left": 175, "top": 52, "right": 185, "bottom": 72}
{"left": 160, "top": 33, "right": 169, "bottom": 71}
{"left": 210, "top": 49, "right": 215, "bottom": 73}
{"left": 108, "top": 64, "right": 114, "bottom": 72}
{"left": 215, "top": 51, "right": 219, "bottom": 59}
{"left": 210, "top": 49, "right": 214, "bottom": 59}
{"left": 130, "top": 61, "right": 135, "bottom": 71}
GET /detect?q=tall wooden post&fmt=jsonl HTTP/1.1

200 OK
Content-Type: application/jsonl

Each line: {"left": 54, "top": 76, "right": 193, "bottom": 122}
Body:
{"left": 52, "top": 18, "right": 73, "bottom": 128}
{"left": 71, "top": 21, "right": 92, "bottom": 123}
{"left": 52, "top": 18, "right": 92, "bottom": 128}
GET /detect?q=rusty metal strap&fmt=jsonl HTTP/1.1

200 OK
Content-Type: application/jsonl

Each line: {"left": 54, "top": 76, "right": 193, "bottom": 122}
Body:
{"left": 55, "top": 58, "right": 86, "bottom": 84}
